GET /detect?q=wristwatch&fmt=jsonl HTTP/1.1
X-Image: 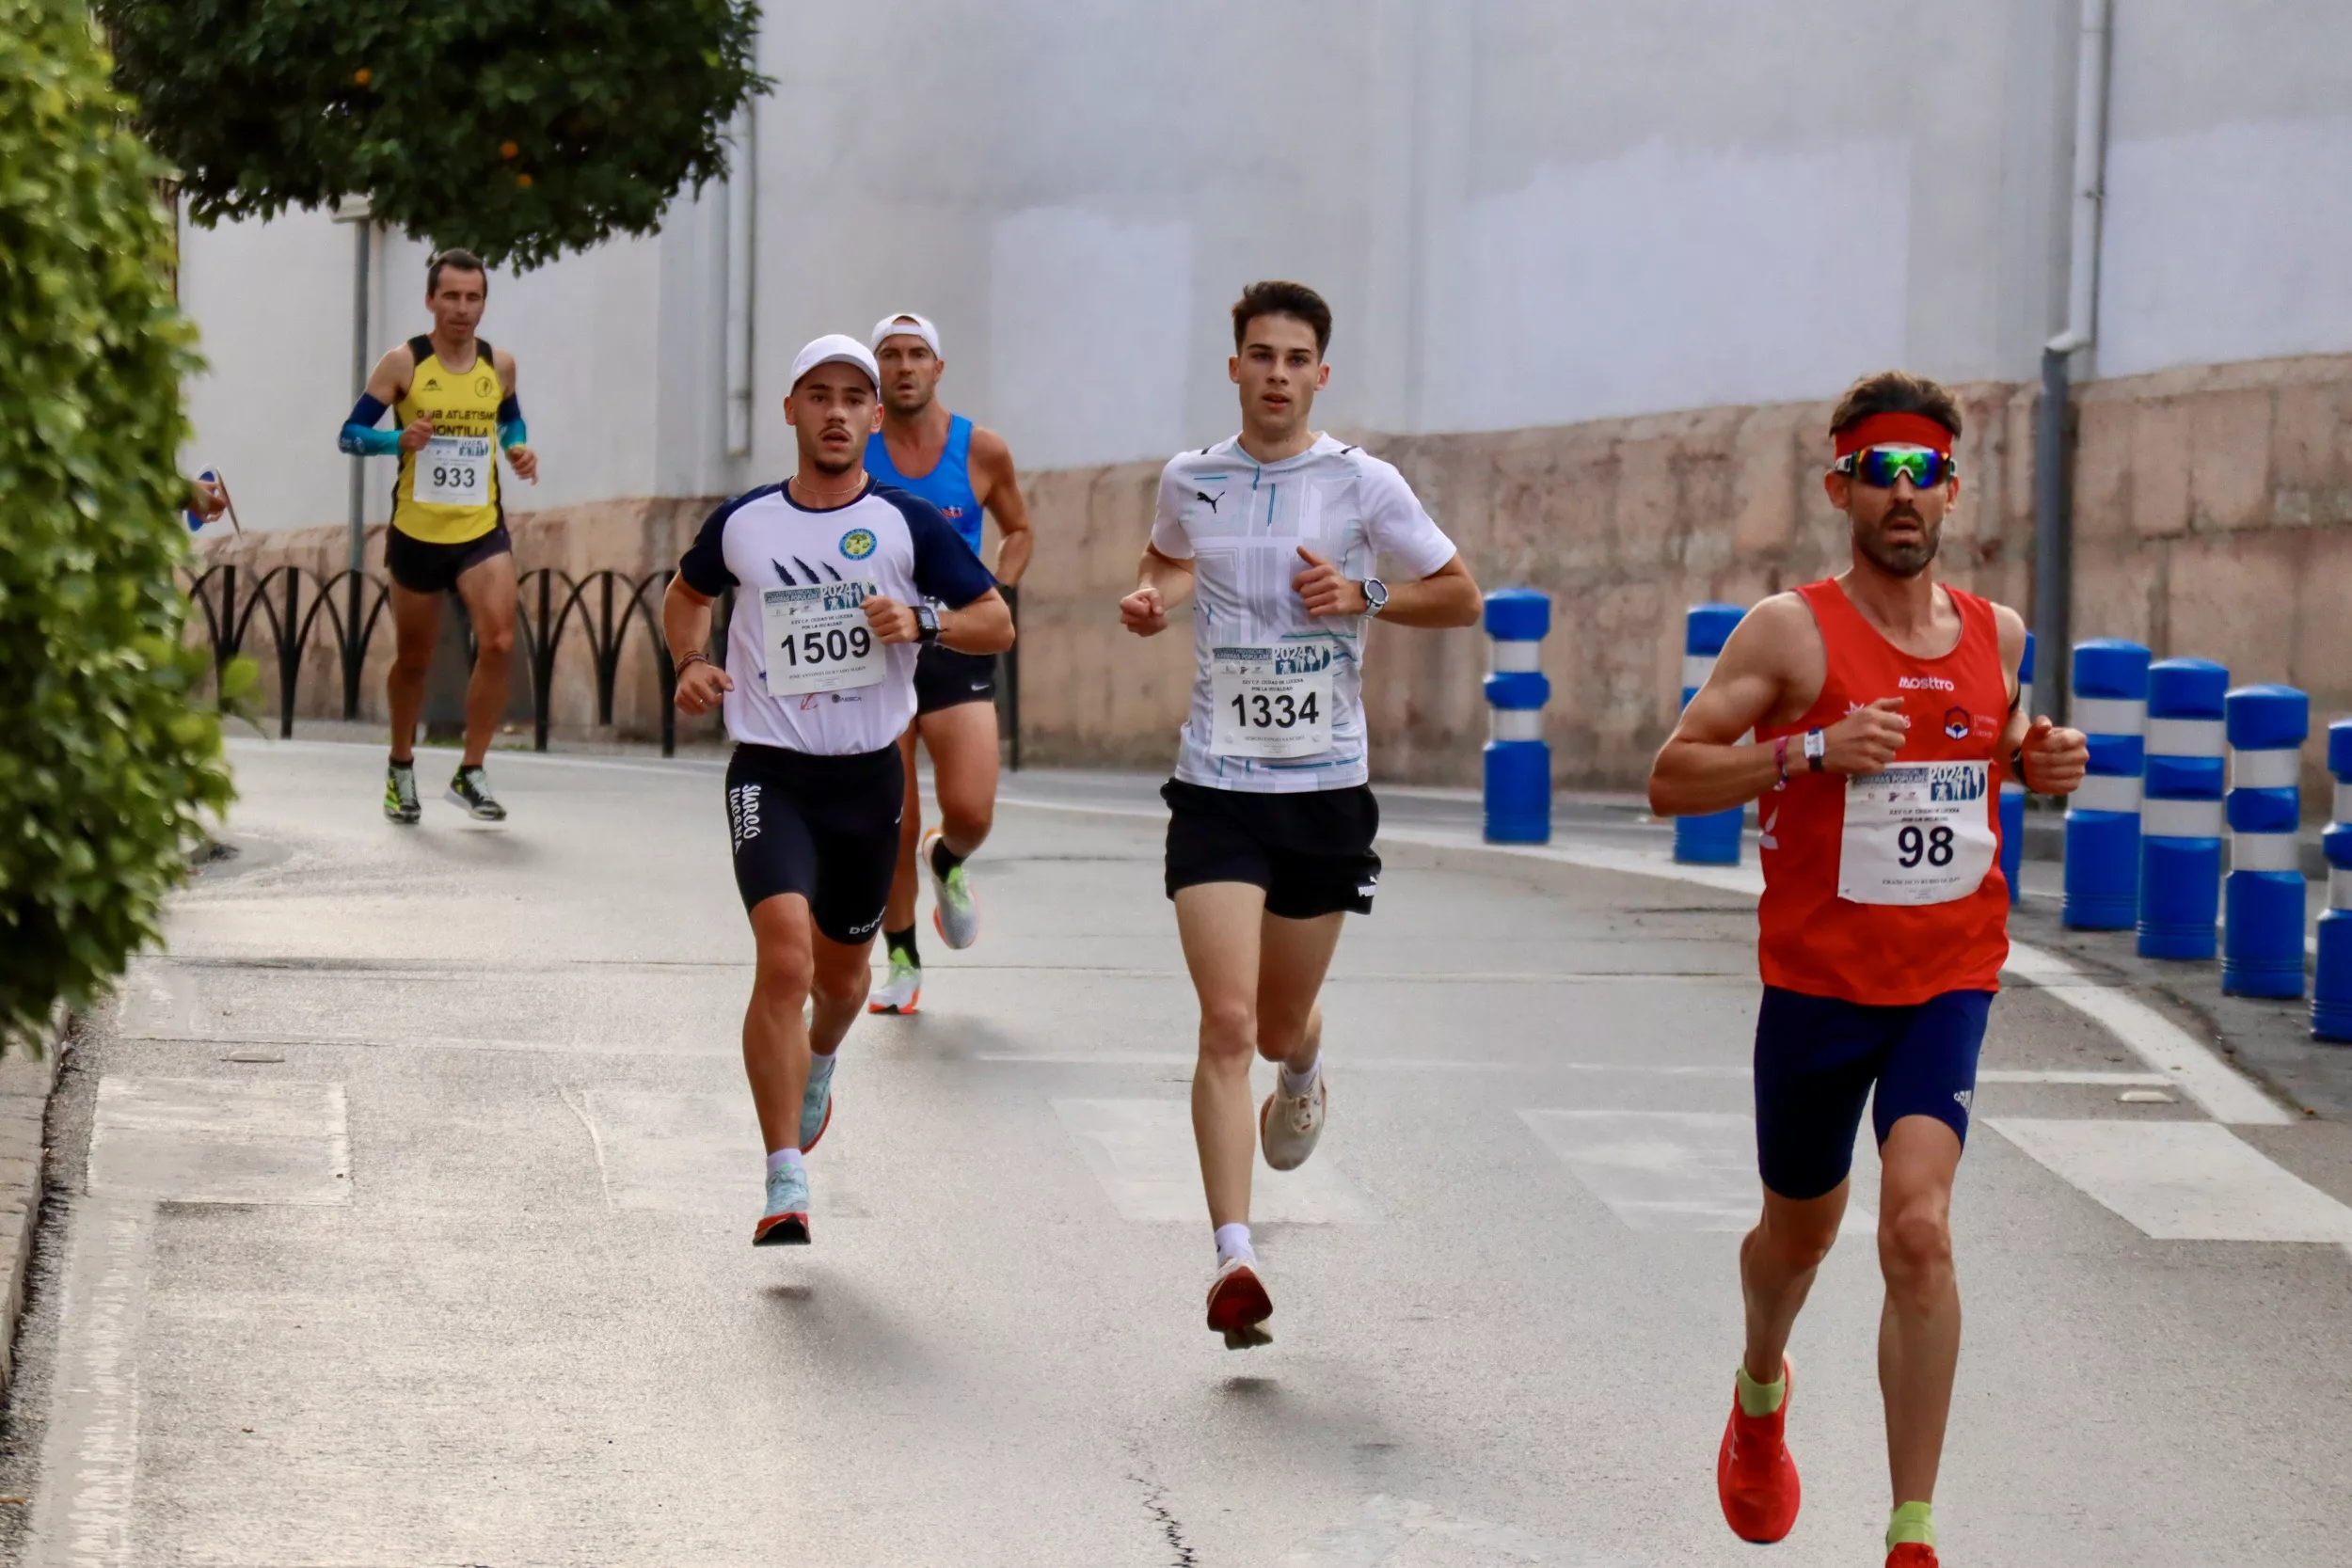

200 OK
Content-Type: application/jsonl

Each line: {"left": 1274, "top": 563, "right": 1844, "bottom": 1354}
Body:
{"left": 914, "top": 603, "right": 941, "bottom": 646}
{"left": 1803, "top": 728, "right": 1827, "bottom": 771}
{"left": 1361, "top": 578, "right": 1390, "bottom": 617}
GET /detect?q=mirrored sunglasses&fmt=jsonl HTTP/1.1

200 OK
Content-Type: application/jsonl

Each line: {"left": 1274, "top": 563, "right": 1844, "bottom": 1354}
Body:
{"left": 1832, "top": 445, "right": 1954, "bottom": 488}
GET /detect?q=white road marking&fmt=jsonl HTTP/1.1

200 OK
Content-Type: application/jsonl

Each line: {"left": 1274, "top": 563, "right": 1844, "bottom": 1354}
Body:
{"left": 1050, "top": 1098, "right": 1379, "bottom": 1223}
{"left": 1519, "top": 1110, "right": 1871, "bottom": 1235}
{"left": 1276, "top": 1492, "right": 1628, "bottom": 1566}
{"left": 578, "top": 1090, "right": 869, "bottom": 1217}
{"left": 1989, "top": 1119, "right": 2352, "bottom": 1243}
{"left": 24, "top": 1200, "right": 152, "bottom": 1568}
{"left": 1979, "top": 1069, "right": 2173, "bottom": 1085}
{"left": 87, "top": 1078, "right": 349, "bottom": 1205}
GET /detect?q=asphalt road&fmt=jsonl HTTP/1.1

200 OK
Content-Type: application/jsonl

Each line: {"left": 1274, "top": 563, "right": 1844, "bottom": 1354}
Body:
{"left": 3, "top": 738, "right": 2349, "bottom": 1566}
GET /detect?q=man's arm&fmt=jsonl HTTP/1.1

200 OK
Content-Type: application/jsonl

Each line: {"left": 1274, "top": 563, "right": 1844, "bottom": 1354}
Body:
{"left": 493, "top": 347, "right": 538, "bottom": 483}
{"left": 337, "top": 344, "right": 420, "bottom": 456}
{"left": 861, "top": 587, "right": 1016, "bottom": 656}
{"left": 970, "top": 426, "right": 1031, "bottom": 587}
{"left": 1120, "top": 546, "right": 1197, "bottom": 637}
{"left": 662, "top": 576, "right": 734, "bottom": 717}
{"left": 1293, "top": 549, "right": 1481, "bottom": 627}
{"left": 1647, "top": 594, "right": 1909, "bottom": 816}
{"left": 1989, "top": 600, "right": 2090, "bottom": 794}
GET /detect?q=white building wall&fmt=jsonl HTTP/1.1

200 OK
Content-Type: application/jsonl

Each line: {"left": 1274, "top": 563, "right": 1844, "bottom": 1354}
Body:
{"left": 173, "top": 0, "right": 2352, "bottom": 530}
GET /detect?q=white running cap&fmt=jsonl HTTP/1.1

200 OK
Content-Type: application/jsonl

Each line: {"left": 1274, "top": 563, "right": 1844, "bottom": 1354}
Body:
{"left": 789, "top": 333, "right": 880, "bottom": 393}
{"left": 868, "top": 310, "right": 941, "bottom": 356}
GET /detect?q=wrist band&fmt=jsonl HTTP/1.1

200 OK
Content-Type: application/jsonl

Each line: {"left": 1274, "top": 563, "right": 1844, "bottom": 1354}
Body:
{"left": 675, "top": 650, "right": 709, "bottom": 673}
{"left": 1773, "top": 735, "right": 1790, "bottom": 782}
{"left": 1804, "top": 728, "right": 1826, "bottom": 771}
{"left": 2010, "top": 745, "right": 2029, "bottom": 792}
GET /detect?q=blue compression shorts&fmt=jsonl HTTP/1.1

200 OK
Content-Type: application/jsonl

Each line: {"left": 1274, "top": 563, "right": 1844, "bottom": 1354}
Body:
{"left": 1752, "top": 986, "right": 1993, "bottom": 1201}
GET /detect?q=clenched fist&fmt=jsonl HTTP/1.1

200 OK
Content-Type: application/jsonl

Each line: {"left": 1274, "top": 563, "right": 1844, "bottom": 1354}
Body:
{"left": 2017, "top": 716, "right": 2090, "bottom": 795}
{"left": 1822, "top": 696, "right": 1910, "bottom": 775}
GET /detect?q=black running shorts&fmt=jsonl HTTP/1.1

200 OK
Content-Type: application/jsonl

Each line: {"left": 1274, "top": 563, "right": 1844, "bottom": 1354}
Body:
{"left": 914, "top": 642, "right": 998, "bottom": 715}
{"left": 1161, "top": 778, "right": 1381, "bottom": 919}
{"left": 723, "top": 742, "right": 904, "bottom": 943}
{"left": 386, "top": 522, "right": 514, "bottom": 595}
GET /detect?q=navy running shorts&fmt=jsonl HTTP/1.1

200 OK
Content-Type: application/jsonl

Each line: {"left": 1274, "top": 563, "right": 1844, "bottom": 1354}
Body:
{"left": 723, "top": 742, "right": 903, "bottom": 944}
{"left": 1751, "top": 985, "right": 1994, "bottom": 1201}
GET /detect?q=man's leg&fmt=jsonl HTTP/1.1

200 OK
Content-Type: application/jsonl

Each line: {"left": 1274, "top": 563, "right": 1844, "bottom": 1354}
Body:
{"left": 810, "top": 927, "right": 877, "bottom": 1058}
{"left": 386, "top": 582, "right": 440, "bottom": 762}
{"left": 452, "top": 547, "right": 518, "bottom": 768}
{"left": 743, "top": 892, "right": 818, "bottom": 1159}
{"left": 1740, "top": 1180, "right": 1849, "bottom": 1384}
{"left": 1252, "top": 909, "right": 1344, "bottom": 1170}
{"left": 1174, "top": 882, "right": 1265, "bottom": 1229}
{"left": 882, "top": 725, "right": 924, "bottom": 936}
{"left": 918, "top": 699, "right": 998, "bottom": 949}
{"left": 1877, "top": 1114, "right": 1963, "bottom": 1513}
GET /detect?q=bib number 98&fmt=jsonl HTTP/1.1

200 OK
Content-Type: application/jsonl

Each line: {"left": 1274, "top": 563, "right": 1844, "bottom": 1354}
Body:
{"left": 1897, "top": 824, "right": 1956, "bottom": 869}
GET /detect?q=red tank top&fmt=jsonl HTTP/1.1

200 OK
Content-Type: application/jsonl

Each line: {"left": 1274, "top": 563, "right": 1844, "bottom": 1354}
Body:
{"left": 1754, "top": 579, "right": 2011, "bottom": 1005}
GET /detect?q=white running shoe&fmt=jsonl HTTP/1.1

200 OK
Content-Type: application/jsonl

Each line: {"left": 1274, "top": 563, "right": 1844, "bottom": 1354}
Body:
{"left": 867, "top": 949, "right": 921, "bottom": 1014}
{"left": 923, "top": 828, "right": 980, "bottom": 950}
{"left": 1259, "top": 1069, "right": 1327, "bottom": 1172}
{"left": 1205, "top": 1255, "right": 1273, "bottom": 1349}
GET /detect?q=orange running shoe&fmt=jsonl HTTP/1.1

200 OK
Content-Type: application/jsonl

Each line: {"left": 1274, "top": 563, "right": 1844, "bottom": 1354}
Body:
{"left": 1886, "top": 1545, "right": 1939, "bottom": 1567}
{"left": 1716, "top": 1356, "right": 1800, "bottom": 1543}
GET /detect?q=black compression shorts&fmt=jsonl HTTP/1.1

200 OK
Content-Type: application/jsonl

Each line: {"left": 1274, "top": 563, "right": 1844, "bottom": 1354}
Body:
{"left": 1161, "top": 778, "right": 1381, "bottom": 919}
{"left": 723, "top": 742, "right": 904, "bottom": 943}
{"left": 386, "top": 522, "right": 514, "bottom": 595}
{"left": 913, "top": 642, "right": 998, "bottom": 715}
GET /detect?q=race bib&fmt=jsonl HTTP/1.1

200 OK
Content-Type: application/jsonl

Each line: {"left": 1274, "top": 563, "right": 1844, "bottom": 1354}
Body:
{"left": 760, "top": 580, "right": 885, "bottom": 697}
{"left": 1837, "top": 761, "right": 1997, "bottom": 906}
{"left": 1211, "top": 641, "right": 1334, "bottom": 759}
{"left": 416, "top": 433, "right": 492, "bottom": 506}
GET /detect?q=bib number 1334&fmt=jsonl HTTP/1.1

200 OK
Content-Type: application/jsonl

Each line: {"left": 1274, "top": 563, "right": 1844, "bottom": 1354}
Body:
{"left": 1836, "top": 761, "right": 1997, "bottom": 906}
{"left": 1211, "top": 641, "right": 1335, "bottom": 759}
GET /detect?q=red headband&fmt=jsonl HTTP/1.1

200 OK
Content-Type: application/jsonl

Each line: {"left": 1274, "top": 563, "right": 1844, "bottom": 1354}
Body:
{"left": 1833, "top": 411, "right": 1955, "bottom": 459}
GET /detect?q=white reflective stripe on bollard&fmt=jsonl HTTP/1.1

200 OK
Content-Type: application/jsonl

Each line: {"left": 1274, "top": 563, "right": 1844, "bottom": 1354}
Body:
{"left": 2334, "top": 868, "right": 2352, "bottom": 911}
{"left": 2233, "top": 750, "right": 2302, "bottom": 790}
{"left": 2146, "top": 718, "right": 2227, "bottom": 757}
{"left": 2074, "top": 697, "right": 2148, "bottom": 736}
{"left": 2142, "top": 798, "right": 2225, "bottom": 838}
{"left": 1489, "top": 709, "right": 1544, "bottom": 743}
{"left": 1490, "top": 641, "right": 1541, "bottom": 673}
{"left": 2072, "top": 774, "right": 2144, "bottom": 813}
{"left": 2336, "top": 782, "right": 2352, "bottom": 824}
{"left": 1680, "top": 654, "right": 1717, "bottom": 691}
{"left": 2233, "top": 833, "right": 2302, "bottom": 874}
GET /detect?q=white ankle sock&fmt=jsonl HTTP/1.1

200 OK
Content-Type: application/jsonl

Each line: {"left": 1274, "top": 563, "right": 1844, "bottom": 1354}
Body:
{"left": 1215, "top": 1223, "right": 1254, "bottom": 1264}
{"left": 767, "top": 1148, "right": 803, "bottom": 1175}
{"left": 1279, "top": 1057, "right": 1320, "bottom": 1097}
{"left": 808, "top": 1051, "right": 838, "bottom": 1086}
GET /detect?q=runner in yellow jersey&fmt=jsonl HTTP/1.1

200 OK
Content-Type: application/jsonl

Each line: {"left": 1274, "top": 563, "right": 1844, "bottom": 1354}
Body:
{"left": 338, "top": 247, "right": 540, "bottom": 822}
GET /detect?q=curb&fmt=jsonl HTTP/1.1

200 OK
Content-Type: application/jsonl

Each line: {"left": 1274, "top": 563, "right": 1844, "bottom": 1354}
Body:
{"left": 0, "top": 1008, "right": 65, "bottom": 1396}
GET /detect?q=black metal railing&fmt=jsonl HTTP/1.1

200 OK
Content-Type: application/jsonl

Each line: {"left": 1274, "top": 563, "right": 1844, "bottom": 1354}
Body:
{"left": 183, "top": 563, "right": 735, "bottom": 758}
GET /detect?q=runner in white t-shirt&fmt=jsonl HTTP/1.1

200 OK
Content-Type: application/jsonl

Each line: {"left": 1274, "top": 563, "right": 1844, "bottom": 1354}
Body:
{"left": 662, "top": 334, "right": 1013, "bottom": 1248}
{"left": 1119, "top": 281, "right": 1483, "bottom": 1346}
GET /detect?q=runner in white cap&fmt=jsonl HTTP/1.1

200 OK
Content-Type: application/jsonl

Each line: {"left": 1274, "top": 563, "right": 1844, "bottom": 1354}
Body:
{"left": 1120, "top": 281, "right": 1482, "bottom": 1345}
{"left": 664, "top": 333, "right": 1014, "bottom": 1246}
{"left": 862, "top": 310, "right": 1035, "bottom": 1014}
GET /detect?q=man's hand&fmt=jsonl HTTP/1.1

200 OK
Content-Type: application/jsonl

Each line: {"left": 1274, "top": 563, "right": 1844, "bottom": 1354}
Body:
{"left": 1120, "top": 584, "right": 1168, "bottom": 637}
{"left": 674, "top": 657, "right": 734, "bottom": 716}
{"left": 863, "top": 594, "right": 921, "bottom": 644}
{"left": 188, "top": 477, "right": 227, "bottom": 523}
{"left": 2019, "top": 716, "right": 2090, "bottom": 795}
{"left": 1293, "top": 546, "right": 1368, "bottom": 618}
{"left": 399, "top": 414, "right": 437, "bottom": 452}
{"left": 506, "top": 444, "right": 539, "bottom": 483}
{"left": 1822, "top": 697, "right": 1910, "bottom": 775}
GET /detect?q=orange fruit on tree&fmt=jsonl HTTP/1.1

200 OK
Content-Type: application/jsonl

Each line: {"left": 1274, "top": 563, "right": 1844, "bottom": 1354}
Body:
{"left": 500, "top": 140, "right": 519, "bottom": 159}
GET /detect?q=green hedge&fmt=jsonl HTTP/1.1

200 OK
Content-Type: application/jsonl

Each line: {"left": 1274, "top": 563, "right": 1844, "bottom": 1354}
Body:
{"left": 100, "top": 0, "right": 769, "bottom": 270}
{"left": 0, "top": 2, "right": 236, "bottom": 1048}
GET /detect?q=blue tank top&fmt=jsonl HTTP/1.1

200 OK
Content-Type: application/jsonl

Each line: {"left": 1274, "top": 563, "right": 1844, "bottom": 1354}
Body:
{"left": 865, "top": 415, "right": 983, "bottom": 555}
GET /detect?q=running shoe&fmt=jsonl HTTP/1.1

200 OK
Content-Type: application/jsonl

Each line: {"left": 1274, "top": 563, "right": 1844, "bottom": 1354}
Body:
{"left": 1717, "top": 1356, "right": 1800, "bottom": 1543}
{"left": 923, "top": 829, "right": 979, "bottom": 949}
{"left": 801, "top": 1063, "right": 834, "bottom": 1154}
{"left": 446, "top": 765, "right": 506, "bottom": 821}
{"left": 754, "top": 1164, "right": 811, "bottom": 1246}
{"left": 1205, "top": 1255, "right": 1273, "bottom": 1350}
{"left": 384, "top": 761, "right": 421, "bottom": 824}
{"left": 867, "top": 949, "right": 922, "bottom": 1014}
{"left": 1886, "top": 1547, "right": 1939, "bottom": 1568}
{"left": 1259, "top": 1069, "right": 1327, "bottom": 1171}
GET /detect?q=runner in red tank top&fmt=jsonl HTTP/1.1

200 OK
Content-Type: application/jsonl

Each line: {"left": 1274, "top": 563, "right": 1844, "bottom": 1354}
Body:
{"left": 1647, "top": 372, "right": 2089, "bottom": 1568}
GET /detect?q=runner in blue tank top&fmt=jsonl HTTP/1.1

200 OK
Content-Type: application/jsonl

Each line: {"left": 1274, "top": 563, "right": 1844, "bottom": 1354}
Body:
{"left": 863, "top": 311, "right": 1036, "bottom": 1012}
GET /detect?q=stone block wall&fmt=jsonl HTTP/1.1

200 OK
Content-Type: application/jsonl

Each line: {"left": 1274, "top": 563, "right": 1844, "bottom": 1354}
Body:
{"left": 202, "top": 352, "right": 2352, "bottom": 798}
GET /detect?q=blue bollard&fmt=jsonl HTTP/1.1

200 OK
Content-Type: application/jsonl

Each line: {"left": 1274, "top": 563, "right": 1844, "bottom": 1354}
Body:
{"left": 2063, "top": 639, "right": 2151, "bottom": 929}
{"left": 1673, "top": 603, "right": 1746, "bottom": 865}
{"left": 2137, "top": 657, "right": 2230, "bottom": 959}
{"left": 2223, "top": 684, "right": 2309, "bottom": 999}
{"left": 1482, "top": 589, "right": 1551, "bottom": 844}
{"left": 1999, "top": 633, "right": 2037, "bottom": 904}
{"left": 2316, "top": 720, "right": 2352, "bottom": 1042}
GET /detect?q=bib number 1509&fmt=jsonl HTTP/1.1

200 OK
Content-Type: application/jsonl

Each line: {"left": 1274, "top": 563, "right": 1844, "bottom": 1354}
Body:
{"left": 777, "top": 624, "right": 875, "bottom": 671}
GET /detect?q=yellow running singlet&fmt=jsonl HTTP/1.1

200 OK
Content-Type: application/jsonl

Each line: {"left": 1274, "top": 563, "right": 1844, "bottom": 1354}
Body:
{"left": 391, "top": 335, "right": 504, "bottom": 545}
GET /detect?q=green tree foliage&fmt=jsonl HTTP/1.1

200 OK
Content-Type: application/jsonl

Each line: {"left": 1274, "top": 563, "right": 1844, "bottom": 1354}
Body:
{"left": 99, "top": 0, "right": 769, "bottom": 270}
{"left": 1, "top": 1, "right": 238, "bottom": 1047}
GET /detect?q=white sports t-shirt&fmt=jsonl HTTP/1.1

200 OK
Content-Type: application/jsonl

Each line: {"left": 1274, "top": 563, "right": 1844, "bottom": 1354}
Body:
{"left": 1150, "top": 434, "right": 1458, "bottom": 792}
{"left": 677, "top": 480, "right": 996, "bottom": 755}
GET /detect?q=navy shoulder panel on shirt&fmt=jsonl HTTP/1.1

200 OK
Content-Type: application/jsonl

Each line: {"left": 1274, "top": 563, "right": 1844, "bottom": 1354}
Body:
{"left": 677, "top": 481, "right": 787, "bottom": 595}
{"left": 872, "top": 486, "right": 996, "bottom": 608}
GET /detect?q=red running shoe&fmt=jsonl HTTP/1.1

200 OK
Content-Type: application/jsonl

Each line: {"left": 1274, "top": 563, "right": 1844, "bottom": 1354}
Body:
{"left": 1717, "top": 1356, "right": 1800, "bottom": 1543}
{"left": 1205, "top": 1257, "right": 1273, "bottom": 1349}
{"left": 1886, "top": 1545, "right": 1939, "bottom": 1567}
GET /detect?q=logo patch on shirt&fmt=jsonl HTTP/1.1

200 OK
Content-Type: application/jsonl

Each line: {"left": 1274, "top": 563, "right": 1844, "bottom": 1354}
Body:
{"left": 839, "top": 528, "right": 877, "bottom": 560}
{"left": 1195, "top": 490, "right": 1225, "bottom": 514}
{"left": 1944, "top": 705, "right": 1973, "bottom": 740}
